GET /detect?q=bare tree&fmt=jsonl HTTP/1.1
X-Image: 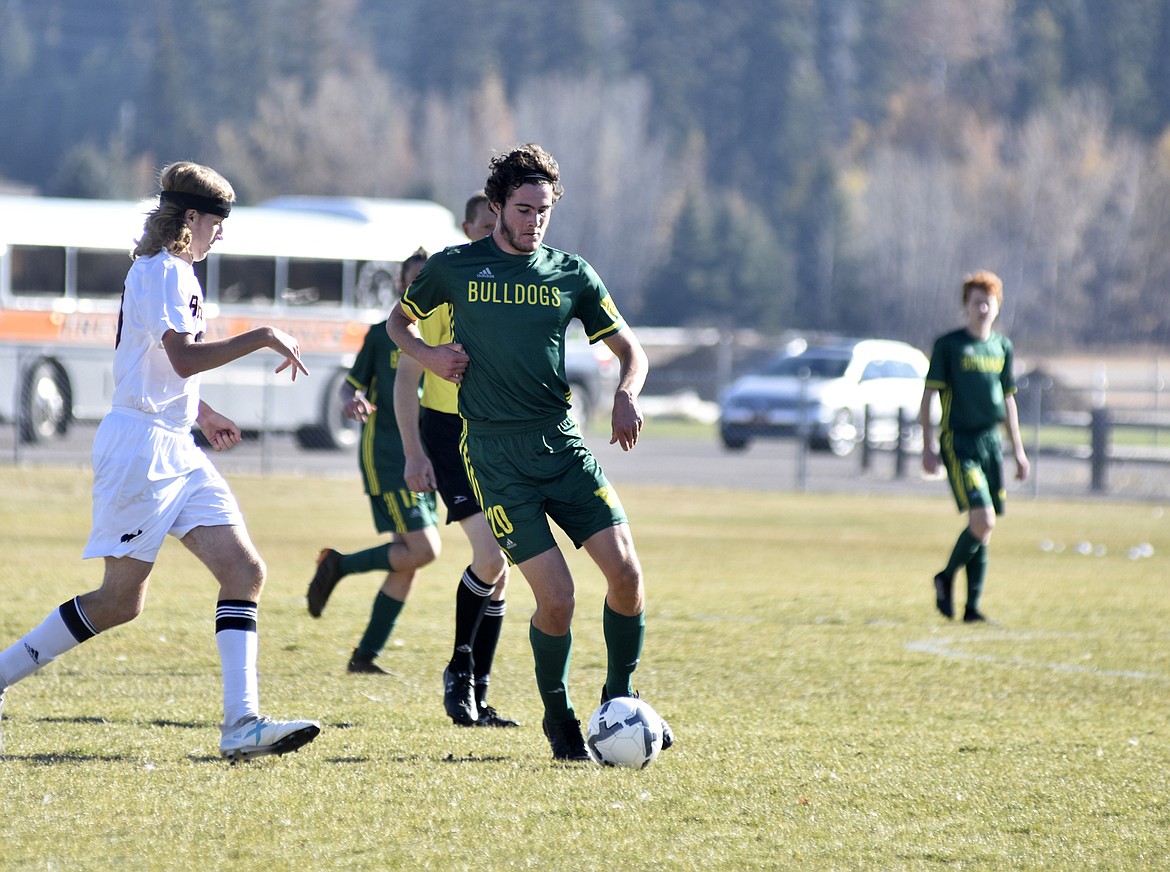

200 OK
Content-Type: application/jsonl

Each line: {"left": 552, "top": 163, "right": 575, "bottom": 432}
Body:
{"left": 508, "top": 74, "right": 682, "bottom": 307}
{"left": 413, "top": 72, "right": 518, "bottom": 213}
{"left": 844, "top": 90, "right": 1167, "bottom": 350}
{"left": 215, "top": 61, "right": 417, "bottom": 202}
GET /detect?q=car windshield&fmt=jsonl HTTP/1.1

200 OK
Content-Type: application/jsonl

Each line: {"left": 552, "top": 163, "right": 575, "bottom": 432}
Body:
{"left": 760, "top": 352, "right": 851, "bottom": 379}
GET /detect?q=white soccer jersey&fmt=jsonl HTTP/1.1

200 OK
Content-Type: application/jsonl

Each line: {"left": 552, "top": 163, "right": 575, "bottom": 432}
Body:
{"left": 83, "top": 250, "right": 243, "bottom": 561}
{"left": 113, "top": 251, "right": 204, "bottom": 427}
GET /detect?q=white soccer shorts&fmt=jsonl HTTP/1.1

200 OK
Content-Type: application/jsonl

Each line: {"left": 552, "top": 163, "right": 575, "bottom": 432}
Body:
{"left": 82, "top": 409, "right": 244, "bottom": 562}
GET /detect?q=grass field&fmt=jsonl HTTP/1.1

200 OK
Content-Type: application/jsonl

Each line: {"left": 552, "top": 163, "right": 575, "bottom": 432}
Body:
{"left": 1, "top": 466, "right": 1167, "bottom": 870}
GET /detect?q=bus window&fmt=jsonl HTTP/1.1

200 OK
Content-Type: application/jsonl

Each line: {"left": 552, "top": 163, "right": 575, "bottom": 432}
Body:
{"left": 11, "top": 245, "right": 66, "bottom": 296}
{"left": 77, "top": 249, "right": 131, "bottom": 299}
{"left": 355, "top": 260, "right": 398, "bottom": 310}
{"left": 285, "top": 258, "right": 343, "bottom": 307}
{"left": 217, "top": 255, "right": 276, "bottom": 305}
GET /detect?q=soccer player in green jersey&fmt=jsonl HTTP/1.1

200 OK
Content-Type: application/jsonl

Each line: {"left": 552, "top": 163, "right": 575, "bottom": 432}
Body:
{"left": 387, "top": 143, "right": 673, "bottom": 762}
{"left": 306, "top": 250, "right": 442, "bottom": 674}
{"left": 920, "top": 270, "right": 1030, "bottom": 623}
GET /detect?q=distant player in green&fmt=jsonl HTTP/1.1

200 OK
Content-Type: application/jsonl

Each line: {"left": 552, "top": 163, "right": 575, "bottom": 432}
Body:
{"left": 920, "top": 270, "right": 1029, "bottom": 623}
{"left": 306, "top": 250, "right": 441, "bottom": 673}
{"left": 387, "top": 143, "right": 673, "bottom": 762}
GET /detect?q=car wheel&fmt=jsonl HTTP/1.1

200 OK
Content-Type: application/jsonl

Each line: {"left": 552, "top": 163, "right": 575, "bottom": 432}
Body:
{"left": 20, "top": 359, "right": 70, "bottom": 444}
{"left": 827, "top": 409, "right": 858, "bottom": 457}
{"left": 720, "top": 428, "right": 749, "bottom": 451}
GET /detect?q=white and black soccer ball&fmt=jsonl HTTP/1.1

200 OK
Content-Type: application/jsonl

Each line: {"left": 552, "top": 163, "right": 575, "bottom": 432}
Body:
{"left": 585, "top": 696, "right": 664, "bottom": 769}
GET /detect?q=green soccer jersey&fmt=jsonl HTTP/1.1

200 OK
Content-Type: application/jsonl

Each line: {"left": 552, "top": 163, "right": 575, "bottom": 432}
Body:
{"left": 925, "top": 328, "right": 1017, "bottom": 433}
{"left": 346, "top": 319, "right": 407, "bottom": 496}
{"left": 400, "top": 235, "right": 625, "bottom": 428}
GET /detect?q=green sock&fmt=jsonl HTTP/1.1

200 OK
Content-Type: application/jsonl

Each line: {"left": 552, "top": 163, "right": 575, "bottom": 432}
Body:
{"left": 965, "top": 544, "right": 989, "bottom": 613}
{"left": 944, "top": 529, "right": 980, "bottom": 579}
{"left": 340, "top": 543, "right": 393, "bottom": 576}
{"left": 529, "top": 623, "right": 574, "bottom": 722}
{"left": 355, "top": 592, "right": 405, "bottom": 658}
{"left": 603, "top": 601, "right": 644, "bottom": 699}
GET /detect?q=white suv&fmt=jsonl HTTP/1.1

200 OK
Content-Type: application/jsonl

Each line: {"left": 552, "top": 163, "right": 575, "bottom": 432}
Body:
{"left": 719, "top": 338, "right": 929, "bottom": 455}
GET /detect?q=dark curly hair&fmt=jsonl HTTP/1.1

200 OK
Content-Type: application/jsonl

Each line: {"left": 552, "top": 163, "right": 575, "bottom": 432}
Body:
{"left": 484, "top": 143, "right": 564, "bottom": 208}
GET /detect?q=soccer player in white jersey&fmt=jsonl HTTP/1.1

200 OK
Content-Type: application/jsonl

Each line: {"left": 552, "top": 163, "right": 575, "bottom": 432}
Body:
{"left": 0, "top": 162, "right": 320, "bottom": 762}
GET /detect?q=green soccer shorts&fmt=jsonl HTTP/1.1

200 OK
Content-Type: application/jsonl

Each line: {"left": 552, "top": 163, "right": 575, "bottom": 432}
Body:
{"left": 461, "top": 415, "right": 627, "bottom": 565}
{"left": 367, "top": 486, "right": 439, "bottom": 535}
{"left": 940, "top": 427, "right": 1005, "bottom": 515}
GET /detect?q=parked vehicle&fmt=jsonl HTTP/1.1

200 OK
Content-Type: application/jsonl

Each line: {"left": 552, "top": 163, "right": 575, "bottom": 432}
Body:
{"left": 0, "top": 195, "right": 465, "bottom": 449}
{"left": 718, "top": 338, "right": 929, "bottom": 455}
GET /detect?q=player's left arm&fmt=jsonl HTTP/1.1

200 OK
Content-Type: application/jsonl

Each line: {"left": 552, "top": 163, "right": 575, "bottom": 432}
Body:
{"left": 195, "top": 400, "right": 241, "bottom": 452}
{"left": 1000, "top": 338, "right": 1028, "bottom": 480}
{"left": 1002, "top": 393, "right": 1030, "bottom": 481}
{"left": 601, "top": 327, "right": 648, "bottom": 451}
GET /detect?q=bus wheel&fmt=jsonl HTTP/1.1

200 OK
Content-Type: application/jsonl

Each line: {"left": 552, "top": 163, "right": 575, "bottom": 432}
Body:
{"left": 20, "top": 360, "right": 70, "bottom": 443}
{"left": 296, "top": 369, "right": 360, "bottom": 450}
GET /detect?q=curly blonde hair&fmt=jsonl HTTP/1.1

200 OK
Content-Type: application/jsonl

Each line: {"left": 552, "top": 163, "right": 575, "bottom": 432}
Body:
{"left": 133, "top": 162, "right": 235, "bottom": 259}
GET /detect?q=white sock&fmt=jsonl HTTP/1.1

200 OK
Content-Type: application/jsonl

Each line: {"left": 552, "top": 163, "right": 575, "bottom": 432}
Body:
{"left": 0, "top": 599, "right": 97, "bottom": 687}
{"left": 215, "top": 601, "right": 260, "bottom": 728}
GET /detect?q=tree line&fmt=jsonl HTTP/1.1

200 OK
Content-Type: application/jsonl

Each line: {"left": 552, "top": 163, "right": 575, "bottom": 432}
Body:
{"left": 2, "top": 0, "right": 1169, "bottom": 352}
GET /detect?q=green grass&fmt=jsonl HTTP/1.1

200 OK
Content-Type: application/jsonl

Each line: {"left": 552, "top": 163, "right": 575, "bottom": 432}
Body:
{"left": 1, "top": 467, "right": 1168, "bottom": 870}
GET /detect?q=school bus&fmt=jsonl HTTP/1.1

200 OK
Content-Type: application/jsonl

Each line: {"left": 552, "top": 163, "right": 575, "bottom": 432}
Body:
{"left": 0, "top": 194, "right": 466, "bottom": 448}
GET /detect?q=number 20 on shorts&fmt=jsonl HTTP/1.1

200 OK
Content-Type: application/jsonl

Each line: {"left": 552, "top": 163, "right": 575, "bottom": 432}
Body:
{"left": 485, "top": 504, "right": 513, "bottom": 538}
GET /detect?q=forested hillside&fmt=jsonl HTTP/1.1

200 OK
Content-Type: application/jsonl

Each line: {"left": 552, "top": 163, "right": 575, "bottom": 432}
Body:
{"left": 2, "top": 0, "right": 1168, "bottom": 351}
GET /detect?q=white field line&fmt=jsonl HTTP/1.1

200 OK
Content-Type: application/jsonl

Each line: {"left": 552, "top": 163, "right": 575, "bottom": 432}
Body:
{"left": 905, "top": 631, "right": 1167, "bottom": 681}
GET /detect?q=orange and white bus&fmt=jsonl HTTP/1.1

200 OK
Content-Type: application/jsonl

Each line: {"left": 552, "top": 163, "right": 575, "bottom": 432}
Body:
{"left": 0, "top": 194, "right": 465, "bottom": 448}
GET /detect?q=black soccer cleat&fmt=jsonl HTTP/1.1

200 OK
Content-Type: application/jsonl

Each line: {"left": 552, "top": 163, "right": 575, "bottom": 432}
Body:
{"left": 542, "top": 717, "right": 590, "bottom": 761}
{"left": 307, "top": 548, "right": 343, "bottom": 618}
{"left": 443, "top": 666, "right": 479, "bottom": 726}
{"left": 474, "top": 704, "right": 521, "bottom": 728}
{"left": 963, "top": 607, "right": 991, "bottom": 624}
{"left": 347, "top": 650, "right": 391, "bottom": 675}
{"left": 933, "top": 572, "right": 954, "bottom": 620}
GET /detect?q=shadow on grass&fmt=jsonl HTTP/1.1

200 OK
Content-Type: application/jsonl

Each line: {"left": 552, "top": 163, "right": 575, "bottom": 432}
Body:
{"left": 442, "top": 753, "right": 511, "bottom": 764}
{"left": 16, "top": 752, "right": 136, "bottom": 764}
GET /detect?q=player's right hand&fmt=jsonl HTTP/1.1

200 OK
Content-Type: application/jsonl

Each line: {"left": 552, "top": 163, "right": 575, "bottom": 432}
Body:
{"left": 269, "top": 327, "right": 310, "bottom": 381}
{"left": 404, "top": 453, "right": 437, "bottom": 492}
{"left": 344, "top": 394, "right": 375, "bottom": 422}
{"left": 426, "top": 342, "right": 469, "bottom": 384}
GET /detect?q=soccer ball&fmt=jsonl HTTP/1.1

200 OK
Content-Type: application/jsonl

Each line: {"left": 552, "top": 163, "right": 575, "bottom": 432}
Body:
{"left": 585, "top": 696, "right": 664, "bottom": 769}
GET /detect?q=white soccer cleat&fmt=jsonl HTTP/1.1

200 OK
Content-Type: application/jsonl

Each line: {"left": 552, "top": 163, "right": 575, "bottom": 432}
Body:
{"left": 219, "top": 714, "right": 320, "bottom": 763}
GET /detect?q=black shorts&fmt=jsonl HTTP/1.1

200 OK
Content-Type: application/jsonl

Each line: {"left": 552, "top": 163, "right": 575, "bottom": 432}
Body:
{"left": 420, "top": 407, "right": 482, "bottom": 524}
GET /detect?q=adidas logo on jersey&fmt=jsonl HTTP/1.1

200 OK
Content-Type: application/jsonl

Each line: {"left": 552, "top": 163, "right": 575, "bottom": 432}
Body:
{"left": 477, "top": 268, "right": 494, "bottom": 278}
